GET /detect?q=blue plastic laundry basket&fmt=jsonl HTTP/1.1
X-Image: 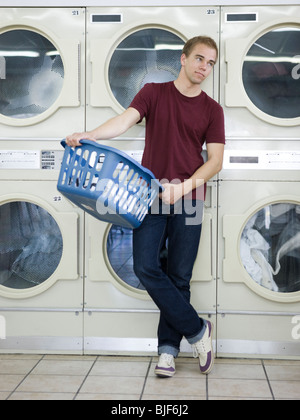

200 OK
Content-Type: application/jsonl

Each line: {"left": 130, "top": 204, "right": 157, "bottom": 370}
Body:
{"left": 57, "top": 140, "right": 162, "bottom": 229}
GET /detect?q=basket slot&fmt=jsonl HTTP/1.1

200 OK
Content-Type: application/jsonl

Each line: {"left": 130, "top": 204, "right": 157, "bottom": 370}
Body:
{"left": 64, "top": 148, "right": 108, "bottom": 192}
{"left": 97, "top": 154, "right": 105, "bottom": 170}
{"left": 118, "top": 164, "right": 130, "bottom": 183}
{"left": 83, "top": 171, "right": 91, "bottom": 189}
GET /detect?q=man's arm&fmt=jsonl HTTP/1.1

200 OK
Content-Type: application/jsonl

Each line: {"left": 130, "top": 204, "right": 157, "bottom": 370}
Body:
{"left": 65, "top": 107, "right": 141, "bottom": 147}
{"left": 161, "top": 142, "right": 224, "bottom": 205}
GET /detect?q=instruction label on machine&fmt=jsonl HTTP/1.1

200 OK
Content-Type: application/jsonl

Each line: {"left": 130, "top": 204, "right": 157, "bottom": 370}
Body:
{"left": 0, "top": 150, "right": 40, "bottom": 169}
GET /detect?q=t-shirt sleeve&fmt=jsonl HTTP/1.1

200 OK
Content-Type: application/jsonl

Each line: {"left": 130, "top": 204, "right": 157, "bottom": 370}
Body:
{"left": 205, "top": 103, "right": 226, "bottom": 145}
{"left": 129, "top": 83, "right": 153, "bottom": 123}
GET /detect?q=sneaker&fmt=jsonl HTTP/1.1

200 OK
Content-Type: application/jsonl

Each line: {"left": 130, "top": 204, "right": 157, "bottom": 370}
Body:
{"left": 192, "top": 321, "right": 214, "bottom": 374}
{"left": 155, "top": 353, "right": 176, "bottom": 378}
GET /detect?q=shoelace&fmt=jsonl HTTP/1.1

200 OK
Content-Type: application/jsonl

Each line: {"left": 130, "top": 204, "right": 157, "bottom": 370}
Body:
{"left": 160, "top": 353, "right": 174, "bottom": 366}
{"left": 192, "top": 337, "right": 210, "bottom": 358}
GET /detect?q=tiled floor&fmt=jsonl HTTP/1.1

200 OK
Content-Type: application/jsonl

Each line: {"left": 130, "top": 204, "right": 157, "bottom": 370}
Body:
{"left": 0, "top": 354, "right": 299, "bottom": 400}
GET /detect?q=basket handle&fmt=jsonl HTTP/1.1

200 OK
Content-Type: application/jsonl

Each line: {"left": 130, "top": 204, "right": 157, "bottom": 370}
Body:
{"left": 60, "top": 139, "right": 94, "bottom": 148}
{"left": 60, "top": 139, "right": 164, "bottom": 191}
{"left": 60, "top": 139, "right": 107, "bottom": 149}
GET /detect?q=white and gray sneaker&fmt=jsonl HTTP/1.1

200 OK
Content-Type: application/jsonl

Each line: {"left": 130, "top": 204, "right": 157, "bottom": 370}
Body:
{"left": 192, "top": 321, "right": 214, "bottom": 374}
{"left": 155, "top": 353, "right": 176, "bottom": 378}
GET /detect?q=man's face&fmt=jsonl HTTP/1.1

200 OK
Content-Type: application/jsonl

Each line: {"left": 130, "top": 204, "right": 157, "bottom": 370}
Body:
{"left": 181, "top": 43, "right": 217, "bottom": 85}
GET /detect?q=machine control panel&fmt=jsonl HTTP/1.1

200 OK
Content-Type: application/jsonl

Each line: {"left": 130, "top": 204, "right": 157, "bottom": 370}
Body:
{"left": 223, "top": 150, "right": 300, "bottom": 170}
{"left": 0, "top": 150, "right": 64, "bottom": 170}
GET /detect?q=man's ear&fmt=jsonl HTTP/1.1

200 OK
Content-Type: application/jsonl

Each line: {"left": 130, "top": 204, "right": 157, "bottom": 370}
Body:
{"left": 180, "top": 53, "right": 187, "bottom": 67}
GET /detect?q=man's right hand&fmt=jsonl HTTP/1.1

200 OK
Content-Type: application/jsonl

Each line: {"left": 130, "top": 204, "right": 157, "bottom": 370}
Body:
{"left": 65, "top": 132, "right": 97, "bottom": 147}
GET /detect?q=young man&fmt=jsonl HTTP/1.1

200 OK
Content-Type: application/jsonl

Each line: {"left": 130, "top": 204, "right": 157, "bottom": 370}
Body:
{"left": 66, "top": 36, "right": 225, "bottom": 377}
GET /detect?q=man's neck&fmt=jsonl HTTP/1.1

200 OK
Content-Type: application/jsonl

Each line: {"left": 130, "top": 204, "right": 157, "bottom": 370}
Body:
{"left": 173, "top": 77, "right": 202, "bottom": 98}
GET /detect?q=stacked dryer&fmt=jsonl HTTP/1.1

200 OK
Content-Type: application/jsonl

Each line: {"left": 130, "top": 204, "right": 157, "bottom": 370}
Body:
{"left": 83, "top": 6, "right": 220, "bottom": 354}
{"left": 218, "top": 5, "right": 300, "bottom": 359}
{"left": 0, "top": 5, "right": 222, "bottom": 355}
{"left": 0, "top": 8, "right": 86, "bottom": 353}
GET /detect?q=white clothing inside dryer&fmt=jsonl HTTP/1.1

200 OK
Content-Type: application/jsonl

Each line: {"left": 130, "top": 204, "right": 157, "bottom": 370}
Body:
{"left": 240, "top": 204, "right": 300, "bottom": 293}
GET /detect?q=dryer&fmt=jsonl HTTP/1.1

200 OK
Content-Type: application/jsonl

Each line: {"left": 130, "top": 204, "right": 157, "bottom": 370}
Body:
{"left": 83, "top": 140, "right": 218, "bottom": 355}
{"left": 217, "top": 143, "right": 300, "bottom": 359}
{"left": 86, "top": 6, "right": 220, "bottom": 137}
{"left": 0, "top": 8, "right": 85, "bottom": 138}
{"left": 220, "top": 5, "right": 300, "bottom": 139}
{"left": 0, "top": 140, "right": 84, "bottom": 353}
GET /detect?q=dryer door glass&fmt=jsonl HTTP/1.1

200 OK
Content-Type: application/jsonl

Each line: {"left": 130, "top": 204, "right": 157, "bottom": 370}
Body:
{"left": 242, "top": 26, "right": 300, "bottom": 119}
{"left": 240, "top": 203, "right": 300, "bottom": 293}
{"left": 107, "top": 225, "right": 145, "bottom": 291}
{"left": 0, "top": 202, "right": 63, "bottom": 289}
{"left": 108, "top": 28, "right": 184, "bottom": 109}
{"left": 0, "top": 29, "right": 64, "bottom": 119}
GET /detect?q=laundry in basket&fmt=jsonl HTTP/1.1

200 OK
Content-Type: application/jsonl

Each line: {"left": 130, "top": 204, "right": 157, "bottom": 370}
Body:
{"left": 57, "top": 140, "right": 162, "bottom": 229}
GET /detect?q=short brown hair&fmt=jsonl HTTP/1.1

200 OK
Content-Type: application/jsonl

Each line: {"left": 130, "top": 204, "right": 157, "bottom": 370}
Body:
{"left": 182, "top": 36, "right": 218, "bottom": 61}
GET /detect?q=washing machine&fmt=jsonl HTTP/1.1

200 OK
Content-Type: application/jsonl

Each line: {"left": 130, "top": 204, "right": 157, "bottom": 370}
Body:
{"left": 0, "top": 140, "right": 84, "bottom": 354}
{"left": 86, "top": 6, "right": 220, "bottom": 138}
{"left": 83, "top": 139, "right": 218, "bottom": 355}
{"left": 220, "top": 5, "right": 300, "bottom": 139}
{"left": 0, "top": 8, "right": 85, "bottom": 139}
{"left": 217, "top": 142, "right": 300, "bottom": 359}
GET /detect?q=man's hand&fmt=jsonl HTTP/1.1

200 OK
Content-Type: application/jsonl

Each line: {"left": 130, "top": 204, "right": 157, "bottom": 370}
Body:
{"left": 160, "top": 183, "right": 184, "bottom": 205}
{"left": 65, "top": 132, "right": 97, "bottom": 147}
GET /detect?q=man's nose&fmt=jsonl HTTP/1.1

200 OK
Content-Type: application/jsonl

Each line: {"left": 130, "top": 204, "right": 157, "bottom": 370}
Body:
{"left": 199, "top": 61, "right": 207, "bottom": 71}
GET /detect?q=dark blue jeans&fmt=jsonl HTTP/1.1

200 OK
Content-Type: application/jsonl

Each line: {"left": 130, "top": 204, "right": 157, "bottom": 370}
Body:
{"left": 133, "top": 200, "right": 206, "bottom": 357}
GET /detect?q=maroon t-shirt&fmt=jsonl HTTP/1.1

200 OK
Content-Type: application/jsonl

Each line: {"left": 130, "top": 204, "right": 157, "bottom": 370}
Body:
{"left": 130, "top": 82, "right": 225, "bottom": 198}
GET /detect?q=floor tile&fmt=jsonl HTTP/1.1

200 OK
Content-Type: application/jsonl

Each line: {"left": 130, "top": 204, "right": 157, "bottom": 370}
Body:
{"left": 215, "top": 358, "right": 262, "bottom": 365}
{"left": 270, "top": 381, "right": 300, "bottom": 400}
{"left": 0, "top": 354, "right": 42, "bottom": 361}
{"left": 31, "top": 360, "right": 94, "bottom": 376}
{"left": 90, "top": 360, "right": 149, "bottom": 377}
{"left": 0, "top": 375, "right": 24, "bottom": 392}
{"left": 209, "top": 362, "right": 266, "bottom": 380}
{"left": 43, "top": 355, "right": 96, "bottom": 362}
{"left": 0, "top": 359, "right": 39, "bottom": 375}
{"left": 142, "top": 394, "right": 206, "bottom": 400}
{"left": 76, "top": 393, "right": 141, "bottom": 400}
{"left": 9, "top": 392, "right": 75, "bottom": 400}
{"left": 208, "top": 378, "right": 273, "bottom": 399}
{"left": 0, "top": 391, "right": 11, "bottom": 400}
{"left": 263, "top": 359, "right": 300, "bottom": 366}
{"left": 264, "top": 364, "right": 300, "bottom": 381}
{"left": 80, "top": 375, "right": 145, "bottom": 396}
{"left": 17, "top": 374, "right": 85, "bottom": 394}
{"left": 144, "top": 376, "right": 206, "bottom": 398}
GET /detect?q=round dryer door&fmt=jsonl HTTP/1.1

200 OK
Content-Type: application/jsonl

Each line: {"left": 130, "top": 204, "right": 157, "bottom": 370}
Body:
{"left": 242, "top": 26, "right": 300, "bottom": 119}
{"left": 0, "top": 29, "right": 64, "bottom": 120}
{"left": 240, "top": 203, "right": 300, "bottom": 295}
{"left": 108, "top": 28, "right": 185, "bottom": 110}
{"left": 0, "top": 201, "right": 63, "bottom": 293}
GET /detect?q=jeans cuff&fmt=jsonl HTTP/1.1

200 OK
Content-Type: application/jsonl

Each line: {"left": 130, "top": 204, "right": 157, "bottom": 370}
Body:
{"left": 186, "top": 320, "right": 207, "bottom": 345}
{"left": 158, "top": 345, "right": 179, "bottom": 358}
